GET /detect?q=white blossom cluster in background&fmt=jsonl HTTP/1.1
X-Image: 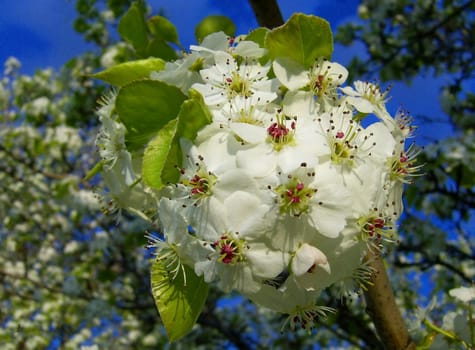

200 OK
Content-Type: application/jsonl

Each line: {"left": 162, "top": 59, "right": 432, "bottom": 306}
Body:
{"left": 96, "top": 32, "right": 420, "bottom": 328}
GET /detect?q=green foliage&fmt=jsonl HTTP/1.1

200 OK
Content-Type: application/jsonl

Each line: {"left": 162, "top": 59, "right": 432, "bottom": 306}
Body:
{"left": 151, "top": 259, "right": 209, "bottom": 342}
{"left": 118, "top": 1, "right": 180, "bottom": 59}
{"left": 142, "top": 118, "right": 179, "bottom": 189}
{"left": 142, "top": 90, "right": 212, "bottom": 189}
{"left": 195, "top": 15, "right": 236, "bottom": 42}
{"left": 115, "top": 80, "right": 186, "bottom": 149}
{"left": 3, "top": 0, "right": 474, "bottom": 349}
{"left": 265, "top": 13, "right": 333, "bottom": 68}
{"left": 92, "top": 58, "right": 166, "bottom": 86}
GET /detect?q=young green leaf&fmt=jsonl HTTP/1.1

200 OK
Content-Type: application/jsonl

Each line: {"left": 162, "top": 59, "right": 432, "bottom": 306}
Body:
{"left": 195, "top": 15, "right": 236, "bottom": 43}
{"left": 246, "top": 27, "right": 269, "bottom": 48}
{"left": 265, "top": 13, "right": 333, "bottom": 68}
{"left": 91, "top": 58, "right": 166, "bottom": 87}
{"left": 146, "top": 39, "right": 178, "bottom": 61}
{"left": 148, "top": 15, "right": 180, "bottom": 45}
{"left": 151, "top": 259, "right": 209, "bottom": 342}
{"left": 160, "top": 89, "right": 212, "bottom": 186}
{"left": 118, "top": 2, "right": 149, "bottom": 54}
{"left": 142, "top": 118, "right": 179, "bottom": 189}
{"left": 116, "top": 80, "right": 186, "bottom": 150}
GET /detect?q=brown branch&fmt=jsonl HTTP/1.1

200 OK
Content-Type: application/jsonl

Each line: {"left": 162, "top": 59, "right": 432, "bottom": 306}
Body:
{"left": 364, "top": 248, "right": 417, "bottom": 350}
{"left": 247, "top": 0, "right": 284, "bottom": 28}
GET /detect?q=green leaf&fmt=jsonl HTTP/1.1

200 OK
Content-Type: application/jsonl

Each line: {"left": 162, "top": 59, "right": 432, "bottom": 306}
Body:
{"left": 195, "top": 15, "right": 236, "bottom": 43}
{"left": 142, "top": 118, "right": 178, "bottom": 189}
{"left": 91, "top": 58, "right": 166, "bottom": 86}
{"left": 151, "top": 259, "right": 209, "bottom": 342}
{"left": 116, "top": 80, "right": 186, "bottom": 149}
{"left": 118, "top": 2, "right": 148, "bottom": 54}
{"left": 148, "top": 15, "right": 180, "bottom": 45}
{"left": 142, "top": 90, "right": 212, "bottom": 189}
{"left": 146, "top": 39, "right": 178, "bottom": 61}
{"left": 175, "top": 89, "right": 213, "bottom": 141}
{"left": 265, "top": 13, "right": 333, "bottom": 68}
{"left": 161, "top": 89, "right": 213, "bottom": 185}
{"left": 246, "top": 27, "right": 269, "bottom": 47}
{"left": 83, "top": 160, "right": 103, "bottom": 182}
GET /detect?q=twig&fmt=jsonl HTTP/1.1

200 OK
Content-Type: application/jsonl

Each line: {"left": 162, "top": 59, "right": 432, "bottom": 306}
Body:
{"left": 247, "top": 0, "right": 284, "bottom": 28}
{"left": 364, "top": 248, "right": 417, "bottom": 350}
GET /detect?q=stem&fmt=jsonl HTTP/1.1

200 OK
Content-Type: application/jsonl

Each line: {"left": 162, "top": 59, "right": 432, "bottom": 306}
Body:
{"left": 364, "top": 248, "right": 417, "bottom": 350}
{"left": 247, "top": 0, "right": 284, "bottom": 28}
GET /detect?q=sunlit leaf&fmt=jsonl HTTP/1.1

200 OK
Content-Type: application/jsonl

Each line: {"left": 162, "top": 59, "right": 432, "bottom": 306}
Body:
{"left": 151, "top": 259, "right": 209, "bottom": 342}
{"left": 265, "top": 13, "right": 333, "bottom": 68}
{"left": 195, "top": 15, "right": 236, "bottom": 43}
{"left": 142, "top": 118, "right": 179, "bottom": 189}
{"left": 148, "top": 15, "right": 180, "bottom": 45}
{"left": 118, "top": 2, "right": 148, "bottom": 54}
{"left": 91, "top": 58, "right": 166, "bottom": 86}
{"left": 146, "top": 39, "right": 178, "bottom": 60}
{"left": 116, "top": 80, "right": 186, "bottom": 150}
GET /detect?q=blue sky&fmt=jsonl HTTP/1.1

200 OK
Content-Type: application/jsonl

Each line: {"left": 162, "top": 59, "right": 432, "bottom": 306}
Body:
{"left": 0, "top": 0, "right": 452, "bottom": 143}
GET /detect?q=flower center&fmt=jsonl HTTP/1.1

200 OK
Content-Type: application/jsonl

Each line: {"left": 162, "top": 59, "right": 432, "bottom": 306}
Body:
{"left": 179, "top": 162, "right": 217, "bottom": 200}
{"left": 330, "top": 129, "right": 356, "bottom": 166}
{"left": 188, "top": 57, "right": 204, "bottom": 72}
{"left": 226, "top": 71, "right": 251, "bottom": 98}
{"left": 387, "top": 145, "right": 421, "bottom": 184}
{"left": 266, "top": 114, "right": 296, "bottom": 151}
{"left": 275, "top": 177, "right": 316, "bottom": 216}
{"left": 357, "top": 212, "right": 395, "bottom": 244}
{"left": 212, "top": 234, "right": 247, "bottom": 265}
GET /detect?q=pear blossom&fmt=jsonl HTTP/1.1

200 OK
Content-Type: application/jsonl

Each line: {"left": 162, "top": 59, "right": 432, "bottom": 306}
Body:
{"left": 192, "top": 51, "right": 277, "bottom": 109}
{"left": 192, "top": 192, "right": 288, "bottom": 294}
{"left": 273, "top": 57, "right": 348, "bottom": 109}
{"left": 449, "top": 286, "right": 475, "bottom": 303}
{"left": 340, "top": 80, "right": 390, "bottom": 114}
{"left": 94, "top": 28, "right": 419, "bottom": 329}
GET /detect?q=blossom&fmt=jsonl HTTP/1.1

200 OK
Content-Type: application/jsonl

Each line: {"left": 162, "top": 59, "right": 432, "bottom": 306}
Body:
{"left": 449, "top": 286, "right": 475, "bottom": 303}
{"left": 93, "top": 28, "right": 418, "bottom": 328}
{"left": 340, "top": 80, "right": 390, "bottom": 114}
{"left": 192, "top": 192, "right": 287, "bottom": 294}
{"left": 273, "top": 57, "right": 348, "bottom": 109}
{"left": 192, "top": 51, "right": 277, "bottom": 109}
{"left": 151, "top": 52, "right": 206, "bottom": 94}
{"left": 233, "top": 111, "right": 327, "bottom": 177}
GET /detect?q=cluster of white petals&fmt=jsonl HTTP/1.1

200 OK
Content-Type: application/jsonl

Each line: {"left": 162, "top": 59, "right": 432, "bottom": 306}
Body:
{"left": 99, "top": 32, "right": 418, "bottom": 329}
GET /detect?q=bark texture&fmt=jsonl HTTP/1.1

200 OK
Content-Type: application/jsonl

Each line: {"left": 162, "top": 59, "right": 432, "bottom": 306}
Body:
{"left": 364, "top": 249, "right": 417, "bottom": 350}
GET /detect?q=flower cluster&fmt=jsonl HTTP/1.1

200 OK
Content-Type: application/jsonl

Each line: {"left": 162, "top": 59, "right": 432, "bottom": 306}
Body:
{"left": 96, "top": 31, "right": 418, "bottom": 330}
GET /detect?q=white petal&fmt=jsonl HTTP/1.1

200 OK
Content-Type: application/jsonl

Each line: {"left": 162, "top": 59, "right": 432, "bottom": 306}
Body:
{"left": 236, "top": 144, "right": 277, "bottom": 178}
{"left": 246, "top": 243, "right": 289, "bottom": 278}
{"left": 273, "top": 57, "right": 309, "bottom": 90}
{"left": 230, "top": 122, "right": 266, "bottom": 144}
{"left": 292, "top": 243, "right": 328, "bottom": 276}
{"left": 449, "top": 286, "right": 475, "bottom": 303}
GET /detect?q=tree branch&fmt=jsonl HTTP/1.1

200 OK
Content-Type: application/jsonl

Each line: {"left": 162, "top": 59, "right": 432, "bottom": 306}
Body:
{"left": 247, "top": 0, "right": 284, "bottom": 28}
{"left": 364, "top": 248, "right": 417, "bottom": 350}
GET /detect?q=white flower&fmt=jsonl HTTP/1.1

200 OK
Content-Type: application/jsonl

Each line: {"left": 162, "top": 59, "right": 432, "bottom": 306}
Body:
{"left": 233, "top": 112, "right": 327, "bottom": 177}
{"left": 268, "top": 163, "right": 351, "bottom": 247}
{"left": 191, "top": 32, "right": 266, "bottom": 59}
{"left": 273, "top": 57, "right": 348, "bottom": 109}
{"left": 292, "top": 243, "right": 330, "bottom": 276}
{"left": 449, "top": 286, "right": 475, "bottom": 303}
{"left": 192, "top": 192, "right": 286, "bottom": 294}
{"left": 151, "top": 52, "right": 206, "bottom": 94}
{"left": 340, "top": 80, "right": 390, "bottom": 114}
{"left": 4, "top": 56, "right": 21, "bottom": 75}
{"left": 192, "top": 51, "right": 277, "bottom": 109}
